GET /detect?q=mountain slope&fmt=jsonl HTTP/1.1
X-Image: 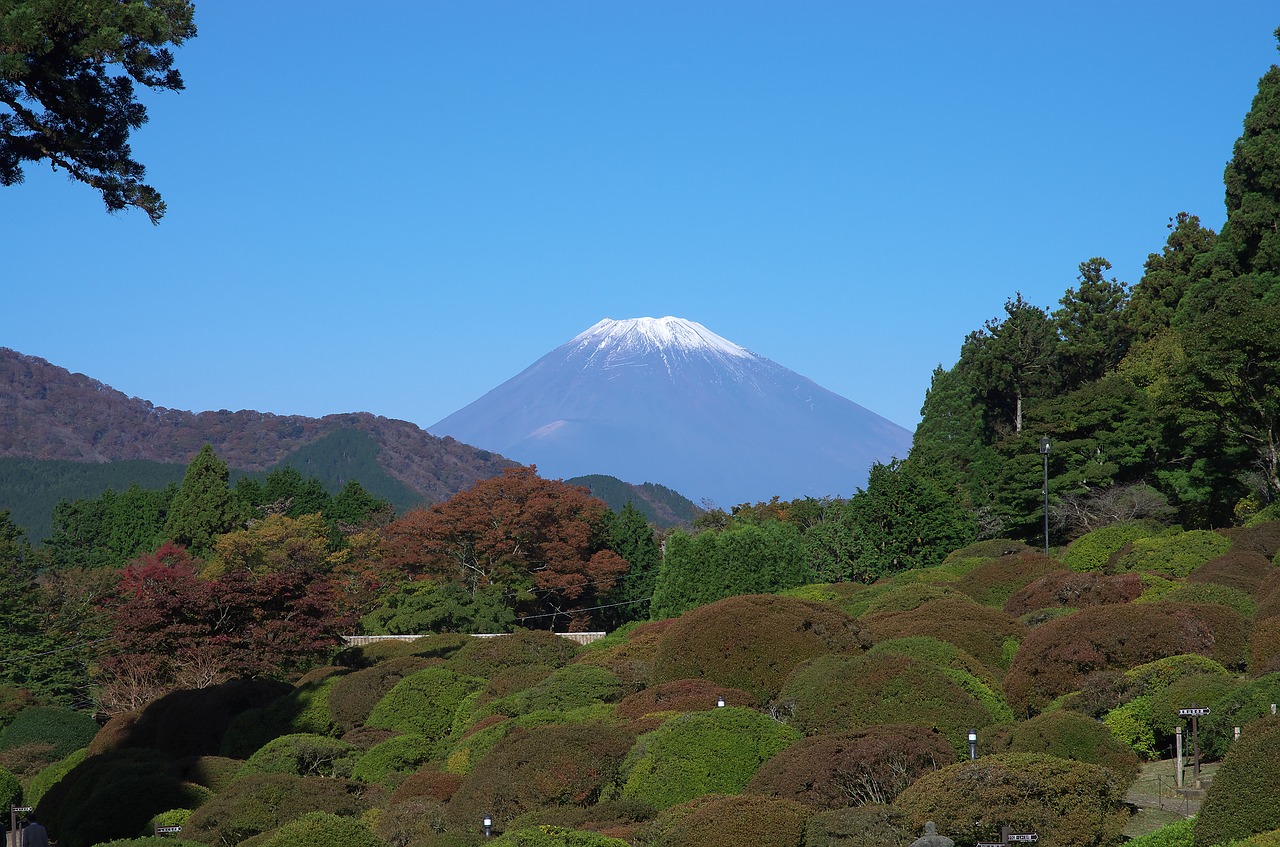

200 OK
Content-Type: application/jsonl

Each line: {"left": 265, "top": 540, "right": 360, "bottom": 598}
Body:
{"left": 0, "top": 347, "right": 515, "bottom": 506}
{"left": 431, "top": 317, "right": 912, "bottom": 506}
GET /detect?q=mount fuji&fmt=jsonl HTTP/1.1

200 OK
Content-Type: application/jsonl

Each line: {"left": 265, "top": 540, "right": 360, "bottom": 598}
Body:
{"left": 430, "top": 317, "right": 912, "bottom": 507}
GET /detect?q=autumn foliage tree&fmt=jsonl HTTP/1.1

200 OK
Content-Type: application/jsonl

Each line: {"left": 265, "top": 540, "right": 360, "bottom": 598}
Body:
{"left": 381, "top": 468, "right": 628, "bottom": 630}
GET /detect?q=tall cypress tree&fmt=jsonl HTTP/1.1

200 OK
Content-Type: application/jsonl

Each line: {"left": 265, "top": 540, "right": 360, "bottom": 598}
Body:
{"left": 164, "top": 445, "right": 244, "bottom": 557}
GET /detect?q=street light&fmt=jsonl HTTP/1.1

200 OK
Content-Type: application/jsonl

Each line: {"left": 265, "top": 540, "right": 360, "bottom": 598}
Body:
{"left": 1039, "top": 437, "right": 1051, "bottom": 558}
{"left": 483, "top": 817, "right": 493, "bottom": 840}
{"left": 968, "top": 729, "right": 978, "bottom": 761}
{"left": 716, "top": 696, "right": 726, "bottom": 708}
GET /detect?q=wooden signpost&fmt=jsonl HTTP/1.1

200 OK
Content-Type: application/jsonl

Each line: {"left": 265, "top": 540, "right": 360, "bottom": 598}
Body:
{"left": 1178, "top": 706, "right": 1210, "bottom": 782}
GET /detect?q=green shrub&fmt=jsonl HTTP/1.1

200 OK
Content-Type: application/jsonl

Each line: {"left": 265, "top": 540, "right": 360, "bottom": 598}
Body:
{"left": 620, "top": 708, "right": 799, "bottom": 810}
{"left": 1157, "top": 601, "right": 1251, "bottom": 670}
{"left": 640, "top": 794, "right": 811, "bottom": 847}
{"left": 1162, "top": 583, "right": 1256, "bottom": 620}
{"left": 491, "top": 826, "right": 631, "bottom": 846}
{"left": 35, "top": 749, "right": 209, "bottom": 847}
{"left": 1062, "top": 520, "right": 1164, "bottom": 572}
{"left": 447, "top": 630, "right": 581, "bottom": 678}
{"left": 350, "top": 733, "right": 435, "bottom": 784}
{"left": 253, "top": 811, "right": 383, "bottom": 847}
{"left": 1194, "top": 715, "right": 1280, "bottom": 846}
{"left": 1126, "top": 654, "right": 1234, "bottom": 694}
{"left": 366, "top": 667, "right": 485, "bottom": 743}
{"left": 778, "top": 653, "right": 997, "bottom": 757}
{"left": 1115, "top": 530, "right": 1233, "bottom": 577}
{"left": 182, "top": 772, "right": 370, "bottom": 846}
{"left": 1123, "top": 817, "right": 1194, "bottom": 847}
{"left": 449, "top": 722, "right": 637, "bottom": 829}
{"left": 1251, "top": 616, "right": 1280, "bottom": 674}
{"left": 0, "top": 707, "right": 97, "bottom": 762}
{"left": 170, "top": 754, "right": 247, "bottom": 793}
{"left": 327, "top": 656, "right": 435, "bottom": 733}
{"left": 240, "top": 733, "right": 360, "bottom": 778}
{"left": 1222, "top": 520, "right": 1280, "bottom": 557}
{"left": 862, "top": 637, "right": 999, "bottom": 688}
{"left": 895, "top": 753, "right": 1128, "bottom": 847}
{"left": 570, "top": 619, "right": 672, "bottom": 693}
{"left": 23, "top": 746, "right": 87, "bottom": 807}
{"left": 859, "top": 583, "right": 970, "bottom": 615}
{"left": 332, "top": 637, "right": 420, "bottom": 667}
{"left": 509, "top": 665, "right": 623, "bottom": 714}
{"left": 88, "top": 839, "right": 206, "bottom": 847}
{"left": 1103, "top": 697, "right": 1159, "bottom": 759}
{"left": 1149, "top": 674, "right": 1237, "bottom": 737}
{"left": 943, "top": 539, "right": 1036, "bottom": 565}
{"left": 651, "top": 595, "right": 870, "bottom": 701}
{"left": 0, "top": 765, "right": 19, "bottom": 811}
{"left": 220, "top": 676, "right": 342, "bottom": 759}
{"left": 505, "top": 799, "right": 655, "bottom": 840}
{"left": 861, "top": 599, "right": 1026, "bottom": 674}
{"left": 803, "top": 804, "right": 913, "bottom": 847}
{"left": 744, "top": 725, "right": 952, "bottom": 810}
{"left": 996, "top": 710, "right": 1139, "bottom": 781}
{"left": 1200, "top": 673, "right": 1280, "bottom": 758}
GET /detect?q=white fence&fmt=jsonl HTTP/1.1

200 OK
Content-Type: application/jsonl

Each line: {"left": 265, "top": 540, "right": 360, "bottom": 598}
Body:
{"left": 341, "top": 632, "right": 607, "bottom": 647}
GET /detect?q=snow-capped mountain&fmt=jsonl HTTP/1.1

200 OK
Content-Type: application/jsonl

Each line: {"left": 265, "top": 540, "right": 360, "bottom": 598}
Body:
{"left": 431, "top": 317, "right": 912, "bottom": 506}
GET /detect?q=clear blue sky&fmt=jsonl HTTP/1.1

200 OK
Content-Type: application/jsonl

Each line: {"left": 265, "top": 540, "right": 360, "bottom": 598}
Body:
{"left": 4, "top": 3, "right": 1278, "bottom": 435}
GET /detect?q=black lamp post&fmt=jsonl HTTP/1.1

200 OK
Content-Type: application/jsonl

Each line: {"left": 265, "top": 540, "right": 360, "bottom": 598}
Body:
{"left": 1039, "top": 437, "right": 1051, "bottom": 557}
{"left": 483, "top": 817, "right": 493, "bottom": 840}
{"left": 968, "top": 729, "right": 977, "bottom": 761}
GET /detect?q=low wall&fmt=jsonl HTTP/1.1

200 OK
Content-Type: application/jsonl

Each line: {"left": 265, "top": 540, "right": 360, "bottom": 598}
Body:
{"left": 341, "top": 632, "right": 607, "bottom": 647}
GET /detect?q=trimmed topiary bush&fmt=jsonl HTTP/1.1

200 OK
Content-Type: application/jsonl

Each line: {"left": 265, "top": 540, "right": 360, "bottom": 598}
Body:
{"left": 490, "top": 826, "right": 631, "bottom": 846}
{"left": 1221, "top": 521, "right": 1280, "bottom": 559}
{"left": 615, "top": 680, "right": 756, "bottom": 720}
{"left": 327, "top": 656, "right": 435, "bottom": 733}
{"left": 1156, "top": 601, "right": 1251, "bottom": 670}
{"left": 23, "top": 746, "right": 87, "bottom": 807}
{"left": 0, "top": 706, "right": 98, "bottom": 762}
{"left": 1062, "top": 520, "right": 1164, "bottom": 572}
{"left": 803, "top": 804, "right": 913, "bottom": 847}
{"left": 1194, "top": 715, "right": 1280, "bottom": 847}
{"left": 1103, "top": 697, "right": 1158, "bottom": 759}
{"left": 181, "top": 772, "right": 370, "bottom": 846}
{"left": 447, "top": 630, "right": 581, "bottom": 678}
{"left": 861, "top": 598, "right": 1026, "bottom": 674}
{"left": 995, "top": 710, "right": 1139, "bottom": 782}
{"left": 219, "top": 676, "right": 342, "bottom": 759}
{"left": 954, "top": 552, "right": 1063, "bottom": 608}
{"left": 777, "top": 653, "right": 997, "bottom": 756}
{"left": 1199, "top": 672, "right": 1280, "bottom": 758}
{"left": 651, "top": 595, "right": 870, "bottom": 702}
{"left": 865, "top": 636, "right": 1000, "bottom": 689}
{"left": 170, "top": 754, "right": 243, "bottom": 793}
{"left": 620, "top": 707, "right": 799, "bottom": 811}
{"left": 1004, "top": 570, "right": 1144, "bottom": 617}
{"left": 570, "top": 619, "right": 672, "bottom": 693}
{"left": 239, "top": 733, "right": 360, "bottom": 778}
{"left": 366, "top": 666, "right": 485, "bottom": 744}
{"left": 859, "top": 583, "right": 970, "bottom": 614}
{"left": 350, "top": 733, "right": 436, "bottom": 784}
{"left": 1114, "top": 530, "right": 1233, "bottom": 577}
{"left": 744, "top": 724, "right": 952, "bottom": 810}
{"left": 507, "top": 665, "right": 623, "bottom": 714}
{"left": 35, "top": 748, "right": 210, "bottom": 847}
{"left": 1161, "top": 583, "right": 1256, "bottom": 620}
{"left": 1189, "top": 550, "right": 1277, "bottom": 598}
{"left": 943, "top": 539, "right": 1036, "bottom": 565}
{"left": 0, "top": 764, "right": 19, "bottom": 812}
{"left": 1251, "top": 615, "right": 1280, "bottom": 674}
{"left": 449, "top": 722, "right": 637, "bottom": 829}
{"left": 641, "top": 794, "right": 811, "bottom": 847}
{"left": 1003, "top": 604, "right": 1218, "bottom": 716}
{"left": 1122, "top": 817, "right": 1194, "bottom": 847}
{"left": 895, "top": 753, "right": 1128, "bottom": 847}
{"left": 252, "top": 811, "right": 383, "bottom": 847}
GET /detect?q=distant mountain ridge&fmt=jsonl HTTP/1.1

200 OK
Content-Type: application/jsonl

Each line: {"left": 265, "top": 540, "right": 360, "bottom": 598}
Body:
{"left": 0, "top": 347, "right": 516, "bottom": 506}
{"left": 432, "top": 317, "right": 913, "bottom": 506}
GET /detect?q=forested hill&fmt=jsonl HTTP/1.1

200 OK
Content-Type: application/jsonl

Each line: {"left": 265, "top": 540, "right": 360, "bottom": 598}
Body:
{"left": 0, "top": 348, "right": 516, "bottom": 503}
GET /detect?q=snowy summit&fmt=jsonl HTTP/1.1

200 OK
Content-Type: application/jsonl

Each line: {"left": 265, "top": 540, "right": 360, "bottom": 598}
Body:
{"left": 431, "top": 316, "right": 911, "bottom": 506}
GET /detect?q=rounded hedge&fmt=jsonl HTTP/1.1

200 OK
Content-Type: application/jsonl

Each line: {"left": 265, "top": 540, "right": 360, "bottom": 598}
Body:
{"left": 743, "top": 724, "right": 953, "bottom": 809}
{"left": 955, "top": 552, "right": 1064, "bottom": 608}
{"left": 779, "top": 652, "right": 997, "bottom": 755}
{"left": 240, "top": 733, "right": 360, "bottom": 778}
{"left": 641, "top": 794, "right": 811, "bottom": 847}
{"left": 1004, "top": 570, "right": 1144, "bottom": 617}
{"left": 219, "top": 676, "right": 342, "bottom": 759}
{"left": 253, "top": 811, "right": 383, "bottom": 847}
{"left": 860, "top": 598, "right": 1026, "bottom": 674}
{"left": 1199, "top": 672, "right": 1280, "bottom": 758}
{"left": 1114, "top": 530, "right": 1233, "bottom": 577}
{"left": 620, "top": 707, "right": 800, "bottom": 810}
{"left": 351, "top": 733, "right": 436, "bottom": 784}
{"left": 864, "top": 636, "right": 1000, "bottom": 689}
{"left": 651, "top": 595, "right": 870, "bottom": 702}
{"left": 449, "top": 722, "right": 637, "bottom": 829}
{"left": 1189, "top": 550, "right": 1277, "bottom": 598}
{"left": 0, "top": 765, "right": 19, "bottom": 811}
{"left": 895, "top": 753, "right": 1129, "bottom": 847}
{"left": 615, "top": 679, "right": 757, "bottom": 720}
{"left": 447, "top": 630, "right": 581, "bottom": 678}
{"left": 1194, "top": 715, "right": 1280, "bottom": 847}
{"left": 0, "top": 706, "right": 98, "bottom": 761}
{"left": 1251, "top": 616, "right": 1280, "bottom": 674}
{"left": 327, "top": 656, "right": 435, "bottom": 733}
{"left": 995, "top": 710, "right": 1139, "bottom": 782}
{"left": 181, "top": 772, "right": 370, "bottom": 846}
{"left": 366, "top": 666, "right": 485, "bottom": 743}
{"left": 490, "top": 826, "right": 632, "bottom": 846}
{"left": 803, "top": 804, "right": 914, "bottom": 847}
{"left": 1061, "top": 520, "right": 1164, "bottom": 572}
{"left": 570, "top": 619, "right": 673, "bottom": 693}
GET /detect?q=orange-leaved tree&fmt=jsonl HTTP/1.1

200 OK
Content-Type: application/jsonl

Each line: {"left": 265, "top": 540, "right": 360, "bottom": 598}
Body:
{"left": 380, "top": 467, "right": 627, "bottom": 630}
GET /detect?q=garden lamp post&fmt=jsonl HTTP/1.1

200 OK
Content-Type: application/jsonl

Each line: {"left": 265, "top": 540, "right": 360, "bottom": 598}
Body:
{"left": 968, "top": 729, "right": 978, "bottom": 761}
{"left": 483, "top": 817, "right": 493, "bottom": 840}
{"left": 716, "top": 696, "right": 726, "bottom": 708}
{"left": 1039, "top": 437, "right": 1051, "bottom": 557}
